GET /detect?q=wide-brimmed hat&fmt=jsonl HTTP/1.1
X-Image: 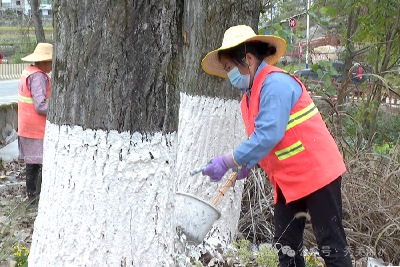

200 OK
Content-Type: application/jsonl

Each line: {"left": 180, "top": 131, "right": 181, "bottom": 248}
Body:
{"left": 21, "top": 43, "right": 53, "bottom": 62}
{"left": 202, "top": 25, "right": 286, "bottom": 78}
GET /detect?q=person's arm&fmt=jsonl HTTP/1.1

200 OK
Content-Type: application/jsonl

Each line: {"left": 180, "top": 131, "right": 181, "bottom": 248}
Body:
{"left": 233, "top": 72, "right": 302, "bottom": 168}
{"left": 28, "top": 72, "right": 49, "bottom": 115}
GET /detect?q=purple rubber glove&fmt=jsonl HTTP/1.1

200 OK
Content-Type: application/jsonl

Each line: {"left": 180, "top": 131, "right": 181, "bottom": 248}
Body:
{"left": 235, "top": 165, "right": 251, "bottom": 180}
{"left": 202, "top": 152, "right": 238, "bottom": 182}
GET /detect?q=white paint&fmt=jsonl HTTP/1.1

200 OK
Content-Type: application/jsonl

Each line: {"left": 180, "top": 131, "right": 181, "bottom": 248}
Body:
{"left": 29, "top": 91, "right": 248, "bottom": 266}
{"left": 174, "top": 92, "right": 247, "bottom": 255}
{"left": 29, "top": 123, "right": 177, "bottom": 266}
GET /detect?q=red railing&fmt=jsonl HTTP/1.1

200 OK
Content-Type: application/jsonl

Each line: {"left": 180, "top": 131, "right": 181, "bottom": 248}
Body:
{"left": 296, "top": 77, "right": 400, "bottom": 107}
{"left": 285, "top": 34, "right": 342, "bottom": 58}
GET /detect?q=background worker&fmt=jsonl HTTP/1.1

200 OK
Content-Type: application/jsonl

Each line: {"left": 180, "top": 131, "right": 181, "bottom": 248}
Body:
{"left": 18, "top": 42, "right": 53, "bottom": 206}
{"left": 201, "top": 25, "right": 352, "bottom": 267}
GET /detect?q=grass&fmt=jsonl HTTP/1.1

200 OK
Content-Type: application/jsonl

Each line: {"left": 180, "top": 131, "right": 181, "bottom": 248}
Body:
{"left": 0, "top": 193, "right": 36, "bottom": 264}
{"left": 0, "top": 36, "right": 53, "bottom": 44}
{"left": 0, "top": 26, "right": 53, "bottom": 31}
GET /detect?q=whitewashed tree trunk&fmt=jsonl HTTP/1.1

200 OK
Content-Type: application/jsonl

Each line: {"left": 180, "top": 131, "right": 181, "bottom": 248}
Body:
{"left": 175, "top": 93, "right": 247, "bottom": 246}
{"left": 30, "top": 124, "right": 177, "bottom": 266}
{"left": 175, "top": 0, "right": 260, "bottom": 252}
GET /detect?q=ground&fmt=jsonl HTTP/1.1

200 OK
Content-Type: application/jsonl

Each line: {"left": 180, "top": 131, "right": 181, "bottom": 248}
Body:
{"left": 0, "top": 160, "right": 36, "bottom": 267}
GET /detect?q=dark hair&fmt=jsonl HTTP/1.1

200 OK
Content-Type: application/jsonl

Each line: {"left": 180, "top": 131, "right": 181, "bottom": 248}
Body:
{"left": 218, "top": 42, "right": 276, "bottom": 66}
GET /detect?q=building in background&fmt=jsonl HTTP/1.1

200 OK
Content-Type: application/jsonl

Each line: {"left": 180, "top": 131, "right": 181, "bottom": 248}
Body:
{"left": 1, "top": 0, "right": 52, "bottom": 17}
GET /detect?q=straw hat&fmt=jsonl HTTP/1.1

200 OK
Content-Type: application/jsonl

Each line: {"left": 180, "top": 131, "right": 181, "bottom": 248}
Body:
{"left": 202, "top": 25, "right": 286, "bottom": 78}
{"left": 21, "top": 43, "right": 53, "bottom": 62}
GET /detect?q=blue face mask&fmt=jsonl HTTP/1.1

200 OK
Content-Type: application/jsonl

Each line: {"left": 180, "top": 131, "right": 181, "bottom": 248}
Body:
{"left": 227, "top": 67, "right": 250, "bottom": 89}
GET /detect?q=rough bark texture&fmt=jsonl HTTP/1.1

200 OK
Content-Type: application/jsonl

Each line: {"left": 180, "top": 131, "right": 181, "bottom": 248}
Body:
{"left": 30, "top": 0, "right": 46, "bottom": 43}
{"left": 180, "top": 0, "right": 260, "bottom": 100}
{"left": 50, "top": 0, "right": 183, "bottom": 134}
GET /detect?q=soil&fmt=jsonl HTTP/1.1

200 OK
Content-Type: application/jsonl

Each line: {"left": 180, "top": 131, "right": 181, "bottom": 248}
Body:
{"left": 0, "top": 160, "right": 36, "bottom": 266}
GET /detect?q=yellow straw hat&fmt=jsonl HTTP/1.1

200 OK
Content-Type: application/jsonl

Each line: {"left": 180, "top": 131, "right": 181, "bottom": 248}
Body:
{"left": 21, "top": 43, "right": 53, "bottom": 62}
{"left": 202, "top": 25, "right": 286, "bottom": 78}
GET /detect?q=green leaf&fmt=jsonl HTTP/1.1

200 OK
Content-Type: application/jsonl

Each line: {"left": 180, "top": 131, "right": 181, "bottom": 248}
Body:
{"left": 277, "top": 29, "right": 287, "bottom": 38}
{"left": 320, "top": 19, "right": 329, "bottom": 26}
{"left": 317, "top": 69, "right": 324, "bottom": 78}
{"left": 326, "top": 85, "right": 337, "bottom": 96}
{"left": 320, "top": 7, "right": 329, "bottom": 14}
{"left": 296, "top": 31, "right": 304, "bottom": 38}
{"left": 311, "top": 64, "right": 319, "bottom": 72}
{"left": 309, "top": 12, "right": 319, "bottom": 21}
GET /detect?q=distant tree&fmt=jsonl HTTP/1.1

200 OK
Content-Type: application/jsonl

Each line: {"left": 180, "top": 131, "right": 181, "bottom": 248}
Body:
{"left": 29, "top": 0, "right": 46, "bottom": 43}
{"left": 311, "top": 0, "right": 400, "bottom": 149}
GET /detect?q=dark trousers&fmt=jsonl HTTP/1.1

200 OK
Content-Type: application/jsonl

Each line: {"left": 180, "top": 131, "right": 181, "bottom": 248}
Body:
{"left": 25, "top": 164, "right": 42, "bottom": 201}
{"left": 274, "top": 177, "right": 353, "bottom": 267}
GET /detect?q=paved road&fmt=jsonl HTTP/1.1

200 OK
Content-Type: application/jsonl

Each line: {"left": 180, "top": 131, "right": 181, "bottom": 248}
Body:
{"left": 0, "top": 79, "right": 19, "bottom": 97}
{"left": 0, "top": 80, "right": 18, "bottom": 104}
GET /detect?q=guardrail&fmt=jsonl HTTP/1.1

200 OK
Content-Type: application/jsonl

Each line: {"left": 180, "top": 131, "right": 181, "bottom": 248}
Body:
{"left": 0, "top": 63, "right": 29, "bottom": 80}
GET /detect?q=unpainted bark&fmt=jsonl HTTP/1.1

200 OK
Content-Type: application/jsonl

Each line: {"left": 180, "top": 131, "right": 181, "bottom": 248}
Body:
{"left": 30, "top": 0, "right": 46, "bottom": 43}
{"left": 50, "top": 0, "right": 183, "bottom": 134}
{"left": 180, "top": 0, "right": 260, "bottom": 100}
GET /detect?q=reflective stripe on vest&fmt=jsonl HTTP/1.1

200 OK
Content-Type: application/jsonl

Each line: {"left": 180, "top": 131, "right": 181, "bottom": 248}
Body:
{"left": 22, "top": 69, "right": 32, "bottom": 77}
{"left": 286, "top": 102, "right": 318, "bottom": 131}
{"left": 18, "top": 94, "right": 49, "bottom": 104}
{"left": 275, "top": 140, "right": 305, "bottom": 160}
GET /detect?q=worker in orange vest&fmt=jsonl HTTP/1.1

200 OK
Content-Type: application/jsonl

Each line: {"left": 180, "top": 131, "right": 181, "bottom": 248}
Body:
{"left": 201, "top": 25, "right": 352, "bottom": 267}
{"left": 18, "top": 43, "right": 53, "bottom": 206}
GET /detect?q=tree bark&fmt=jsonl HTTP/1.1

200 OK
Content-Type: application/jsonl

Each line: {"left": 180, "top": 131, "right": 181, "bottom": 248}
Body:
{"left": 30, "top": 0, "right": 183, "bottom": 266}
{"left": 174, "top": 0, "right": 260, "bottom": 249}
{"left": 48, "top": 0, "right": 181, "bottom": 133}
{"left": 29, "top": 0, "right": 260, "bottom": 266}
{"left": 30, "top": 0, "right": 46, "bottom": 43}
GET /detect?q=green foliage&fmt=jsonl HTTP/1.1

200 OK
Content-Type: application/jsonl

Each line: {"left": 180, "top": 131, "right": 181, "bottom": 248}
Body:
{"left": 308, "top": 61, "right": 339, "bottom": 96}
{"left": 343, "top": 104, "right": 400, "bottom": 151}
{"left": 3, "top": 9, "right": 18, "bottom": 20}
{"left": 373, "top": 143, "right": 395, "bottom": 155}
{"left": 305, "top": 253, "right": 321, "bottom": 267}
{"left": 233, "top": 239, "right": 254, "bottom": 265}
{"left": 12, "top": 53, "right": 24, "bottom": 64}
{"left": 0, "top": 200, "right": 31, "bottom": 264}
{"left": 13, "top": 244, "right": 29, "bottom": 267}
{"left": 256, "top": 245, "right": 279, "bottom": 267}
{"left": 225, "top": 240, "right": 279, "bottom": 267}
{"left": 260, "top": 24, "right": 296, "bottom": 52}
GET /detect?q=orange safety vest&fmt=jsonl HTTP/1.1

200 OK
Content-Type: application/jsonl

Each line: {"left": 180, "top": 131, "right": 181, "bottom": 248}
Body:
{"left": 241, "top": 65, "right": 346, "bottom": 204}
{"left": 18, "top": 65, "right": 50, "bottom": 139}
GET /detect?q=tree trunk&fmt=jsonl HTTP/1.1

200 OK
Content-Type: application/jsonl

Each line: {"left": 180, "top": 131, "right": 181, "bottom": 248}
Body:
{"left": 175, "top": 0, "right": 260, "bottom": 251}
{"left": 30, "top": 0, "right": 46, "bottom": 43}
{"left": 29, "top": 0, "right": 260, "bottom": 266}
{"left": 29, "top": 1, "right": 182, "bottom": 266}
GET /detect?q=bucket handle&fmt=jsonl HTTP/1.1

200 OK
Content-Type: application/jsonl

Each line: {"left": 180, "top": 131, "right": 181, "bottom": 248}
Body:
{"left": 210, "top": 172, "right": 238, "bottom": 207}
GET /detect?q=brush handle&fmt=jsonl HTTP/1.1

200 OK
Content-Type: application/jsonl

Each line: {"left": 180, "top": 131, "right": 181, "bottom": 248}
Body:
{"left": 210, "top": 172, "right": 238, "bottom": 207}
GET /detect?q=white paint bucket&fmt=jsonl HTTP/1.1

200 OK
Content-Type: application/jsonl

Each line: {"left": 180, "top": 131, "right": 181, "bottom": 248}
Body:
{"left": 175, "top": 192, "right": 221, "bottom": 245}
